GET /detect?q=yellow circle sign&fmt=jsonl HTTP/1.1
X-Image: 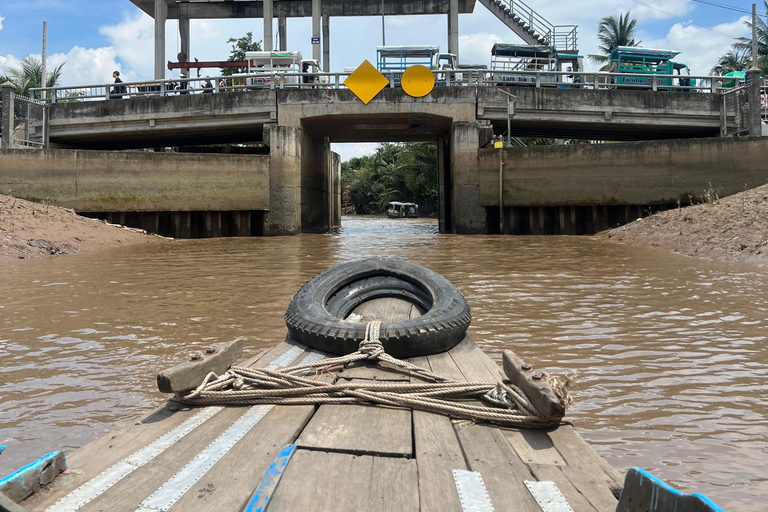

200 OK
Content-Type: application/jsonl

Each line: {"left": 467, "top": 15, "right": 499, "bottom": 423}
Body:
{"left": 401, "top": 65, "right": 435, "bottom": 98}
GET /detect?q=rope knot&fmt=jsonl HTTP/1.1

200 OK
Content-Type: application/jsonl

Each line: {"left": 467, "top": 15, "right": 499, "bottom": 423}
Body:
{"left": 359, "top": 321, "right": 384, "bottom": 359}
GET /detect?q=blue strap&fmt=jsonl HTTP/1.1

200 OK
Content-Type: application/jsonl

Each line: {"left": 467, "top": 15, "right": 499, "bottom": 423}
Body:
{"left": 244, "top": 444, "right": 297, "bottom": 512}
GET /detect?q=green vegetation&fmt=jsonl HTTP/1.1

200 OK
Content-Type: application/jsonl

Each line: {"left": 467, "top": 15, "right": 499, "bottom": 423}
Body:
{"left": 0, "top": 56, "right": 64, "bottom": 96}
{"left": 342, "top": 143, "right": 437, "bottom": 216}
{"left": 588, "top": 13, "right": 640, "bottom": 69}
{"left": 717, "top": 1, "right": 767, "bottom": 74}
{"left": 221, "top": 32, "right": 262, "bottom": 76}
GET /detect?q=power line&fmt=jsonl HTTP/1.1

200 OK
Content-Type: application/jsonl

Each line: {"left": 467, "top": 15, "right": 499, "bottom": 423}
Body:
{"left": 690, "top": 0, "right": 752, "bottom": 16}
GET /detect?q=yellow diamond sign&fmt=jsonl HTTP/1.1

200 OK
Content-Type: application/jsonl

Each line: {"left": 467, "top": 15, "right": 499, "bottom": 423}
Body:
{"left": 345, "top": 60, "right": 389, "bottom": 105}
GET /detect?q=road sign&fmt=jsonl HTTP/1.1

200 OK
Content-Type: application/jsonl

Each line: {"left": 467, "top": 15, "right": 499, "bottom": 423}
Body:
{"left": 344, "top": 60, "right": 389, "bottom": 104}
{"left": 311, "top": 37, "right": 320, "bottom": 44}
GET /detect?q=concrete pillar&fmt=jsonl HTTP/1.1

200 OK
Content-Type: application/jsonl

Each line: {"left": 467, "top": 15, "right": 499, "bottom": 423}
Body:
{"left": 264, "top": 0, "right": 274, "bottom": 52}
{"left": 1, "top": 83, "right": 14, "bottom": 149}
{"left": 748, "top": 68, "right": 762, "bottom": 137}
{"left": 154, "top": 0, "right": 167, "bottom": 80}
{"left": 312, "top": 0, "right": 321, "bottom": 64}
{"left": 264, "top": 124, "right": 302, "bottom": 235}
{"left": 179, "top": 15, "right": 190, "bottom": 79}
{"left": 451, "top": 122, "right": 488, "bottom": 234}
{"left": 448, "top": 0, "right": 459, "bottom": 60}
{"left": 322, "top": 13, "right": 330, "bottom": 72}
{"left": 278, "top": 15, "right": 287, "bottom": 51}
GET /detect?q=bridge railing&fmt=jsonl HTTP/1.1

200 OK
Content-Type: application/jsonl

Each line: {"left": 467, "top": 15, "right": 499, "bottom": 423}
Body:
{"left": 29, "top": 69, "right": 739, "bottom": 103}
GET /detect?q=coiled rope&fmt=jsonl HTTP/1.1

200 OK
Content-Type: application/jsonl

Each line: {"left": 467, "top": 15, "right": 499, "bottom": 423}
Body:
{"left": 175, "top": 321, "right": 570, "bottom": 428}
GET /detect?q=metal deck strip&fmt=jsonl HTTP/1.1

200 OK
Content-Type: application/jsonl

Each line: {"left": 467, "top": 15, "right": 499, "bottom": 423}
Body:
{"left": 135, "top": 405, "right": 274, "bottom": 512}
{"left": 453, "top": 469, "right": 495, "bottom": 512}
{"left": 524, "top": 481, "right": 574, "bottom": 512}
{"left": 132, "top": 345, "right": 308, "bottom": 512}
{"left": 48, "top": 343, "right": 308, "bottom": 512}
{"left": 244, "top": 444, "right": 297, "bottom": 512}
{"left": 46, "top": 406, "right": 223, "bottom": 512}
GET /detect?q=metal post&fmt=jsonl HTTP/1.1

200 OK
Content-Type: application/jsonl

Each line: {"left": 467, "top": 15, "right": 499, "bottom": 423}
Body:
{"left": 1, "top": 83, "right": 14, "bottom": 149}
{"left": 748, "top": 3, "right": 763, "bottom": 136}
{"left": 322, "top": 13, "right": 330, "bottom": 72}
{"left": 179, "top": 12, "right": 190, "bottom": 82}
{"left": 381, "top": 0, "right": 386, "bottom": 46}
{"left": 42, "top": 22, "right": 47, "bottom": 98}
{"left": 448, "top": 0, "right": 459, "bottom": 60}
{"left": 154, "top": 0, "right": 167, "bottom": 79}
{"left": 312, "top": 0, "right": 321, "bottom": 64}
{"left": 499, "top": 151, "right": 504, "bottom": 234}
{"left": 278, "top": 15, "right": 287, "bottom": 51}
{"left": 264, "top": 0, "right": 274, "bottom": 52}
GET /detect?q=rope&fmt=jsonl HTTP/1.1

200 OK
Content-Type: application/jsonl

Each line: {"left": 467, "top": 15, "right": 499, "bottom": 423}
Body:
{"left": 175, "top": 321, "right": 570, "bottom": 429}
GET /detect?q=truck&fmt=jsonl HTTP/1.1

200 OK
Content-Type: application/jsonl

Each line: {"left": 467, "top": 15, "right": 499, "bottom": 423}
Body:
{"left": 490, "top": 44, "right": 583, "bottom": 86}
{"left": 376, "top": 45, "right": 440, "bottom": 84}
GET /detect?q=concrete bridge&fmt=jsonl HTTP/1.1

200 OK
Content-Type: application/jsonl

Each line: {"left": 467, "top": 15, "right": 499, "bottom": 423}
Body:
{"left": 46, "top": 87, "right": 728, "bottom": 150}
{"left": 1, "top": 82, "right": 764, "bottom": 238}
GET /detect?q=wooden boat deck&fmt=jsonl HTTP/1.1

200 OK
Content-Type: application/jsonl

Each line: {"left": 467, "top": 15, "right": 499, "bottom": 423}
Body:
{"left": 21, "top": 300, "right": 624, "bottom": 512}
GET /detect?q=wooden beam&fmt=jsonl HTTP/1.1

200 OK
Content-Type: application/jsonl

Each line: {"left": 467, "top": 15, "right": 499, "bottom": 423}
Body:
{"left": 156, "top": 338, "right": 243, "bottom": 393}
{"left": 502, "top": 350, "right": 566, "bottom": 421}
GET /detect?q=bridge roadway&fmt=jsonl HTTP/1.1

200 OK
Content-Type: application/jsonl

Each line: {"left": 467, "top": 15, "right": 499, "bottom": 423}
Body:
{"left": 48, "top": 87, "right": 727, "bottom": 150}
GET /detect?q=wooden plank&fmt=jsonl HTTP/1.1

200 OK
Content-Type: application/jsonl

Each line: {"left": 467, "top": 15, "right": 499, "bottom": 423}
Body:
{"left": 157, "top": 338, "right": 243, "bottom": 393}
{"left": 547, "top": 425, "right": 624, "bottom": 497}
{"left": 426, "top": 351, "right": 466, "bottom": 382}
{"left": 266, "top": 450, "right": 419, "bottom": 512}
{"left": 502, "top": 428, "right": 566, "bottom": 466}
{"left": 527, "top": 464, "right": 601, "bottom": 512}
{"left": 351, "top": 297, "right": 418, "bottom": 323}
{"left": 21, "top": 340, "right": 308, "bottom": 511}
{"left": 339, "top": 360, "right": 411, "bottom": 381}
{"left": 448, "top": 335, "right": 504, "bottom": 382}
{"left": 502, "top": 350, "right": 566, "bottom": 421}
{"left": 295, "top": 404, "right": 412, "bottom": 457}
{"left": 165, "top": 405, "right": 315, "bottom": 512}
{"left": 455, "top": 423, "right": 541, "bottom": 512}
{"left": 0, "top": 492, "right": 29, "bottom": 512}
{"left": 242, "top": 444, "right": 296, "bottom": 512}
{"left": 410, "top": 355, "right": 467, "bottom": 512}
{"left": 560, "top": 465, "right": 619, "bottom": 512}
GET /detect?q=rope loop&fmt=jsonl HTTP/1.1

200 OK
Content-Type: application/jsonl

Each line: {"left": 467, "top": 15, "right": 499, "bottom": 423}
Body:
{"left": 175, "top": 321, "right": 570, "bottom": 429}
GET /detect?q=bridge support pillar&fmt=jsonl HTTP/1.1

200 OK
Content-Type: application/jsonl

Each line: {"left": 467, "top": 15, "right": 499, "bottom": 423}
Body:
{"left": 264, "top": 0, "right": 274, "bottom": 52}
{"left": 179, "top": 14, "right": 190, "bottom": 81}
{"left": 448, "top": 0, "right": 459, "bottom": 60}
{"left": 451, "top": 122, "right": 489, "bottom": 234}
{"left": 154, "top": 0, "right": 167, "bottom": 80}
{"left": 264, "top": 124, "right": 301, "bottom": 235}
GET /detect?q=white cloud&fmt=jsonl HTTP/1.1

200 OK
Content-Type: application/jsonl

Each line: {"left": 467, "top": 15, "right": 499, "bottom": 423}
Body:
{"left": 646, "top": 17, "right": 750, "bottom": 75}
{"left": 0, "top": 15, "right": 5, "bottom": 31}
{"left": 459, "top": 32, "right": 505, "bottom": 68}
{"left": 332, "top": 143, "right": 379, "bottom": 162}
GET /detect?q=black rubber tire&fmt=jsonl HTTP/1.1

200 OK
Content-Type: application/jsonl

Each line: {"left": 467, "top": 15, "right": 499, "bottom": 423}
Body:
{"left": 284, "top": 258, "right": 471, "bottom": 358}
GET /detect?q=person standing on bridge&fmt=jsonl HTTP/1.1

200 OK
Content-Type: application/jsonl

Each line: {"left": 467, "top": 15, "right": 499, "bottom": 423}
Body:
{"left": 110, "top": 71, "right": 125, "bottom": 99}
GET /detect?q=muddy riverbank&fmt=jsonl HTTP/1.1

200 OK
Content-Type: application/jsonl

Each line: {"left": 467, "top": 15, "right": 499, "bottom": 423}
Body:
{"left": 601, "top": 184, "right": 768, "bottom": 268}
{"left": 0, "top": 194, "right": 161, "bottom": 262}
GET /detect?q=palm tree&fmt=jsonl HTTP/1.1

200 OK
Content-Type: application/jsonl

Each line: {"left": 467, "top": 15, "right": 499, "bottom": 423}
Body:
{"left": 588, "top": 13, "right": 641, "bottom": 69}
{"left": 733, "top": 0, "right": 768, "bottom": 73}
{"left": 6, "top": 56, "right": 64, "bottom": 97}
{"left": 715, "top": 49, "right": 751, "bottom": 74}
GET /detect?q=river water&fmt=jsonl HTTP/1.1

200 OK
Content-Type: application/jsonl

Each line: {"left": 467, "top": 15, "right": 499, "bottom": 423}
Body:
{"left": 1, "top": 216, "right": 766, "bottom": 511}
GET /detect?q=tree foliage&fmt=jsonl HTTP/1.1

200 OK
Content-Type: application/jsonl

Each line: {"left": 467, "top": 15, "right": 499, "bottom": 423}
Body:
{"left": 342, "top": 143, "right": 438, "bottom": 216}
{"left": 221, "top": 32, "right": 262, "bottom": 76}
{"left": 716, "top": 49, "right": 751, "bottom": 74}
{"left": 732, "top": 1, "right": 768, "bottom": 74}
{"left": 2, "top": 56, "right": 64, "bottom": 96}
{"left": 588, "top": 13, "right": 640, "bottom": 68}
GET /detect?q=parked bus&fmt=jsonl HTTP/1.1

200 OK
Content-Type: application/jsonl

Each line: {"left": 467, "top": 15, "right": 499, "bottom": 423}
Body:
{"left": 376, "top": 45, "right": 440, "bottom": 84}
{"left": 490, "top": 44, "right": 583, "bottom": 86}
{"left": 608, "top": 47, "right": 694, "bottom": 89}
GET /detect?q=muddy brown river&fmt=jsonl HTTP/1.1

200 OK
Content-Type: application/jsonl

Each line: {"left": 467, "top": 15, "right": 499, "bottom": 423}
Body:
{"left": 1, "top": 216, "right": 766, "bottom": 511}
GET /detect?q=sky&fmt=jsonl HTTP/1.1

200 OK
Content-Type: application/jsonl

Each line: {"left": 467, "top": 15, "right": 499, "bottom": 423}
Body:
{"left": 0, "top": 0, "right": 755, "bottom": 160}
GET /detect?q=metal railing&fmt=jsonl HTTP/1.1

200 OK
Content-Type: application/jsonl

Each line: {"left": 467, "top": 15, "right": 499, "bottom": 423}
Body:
{"left": 721, "top": 85, "right": 750, "bottom": 136}
{"left": 29, "top": 69, "right": 743, "bottom": 103}
{"left": 491, "top": 0, "right": 578, "bottom": 51}
{"left": 12, "top": 94, "right": 48, "bottom": 148}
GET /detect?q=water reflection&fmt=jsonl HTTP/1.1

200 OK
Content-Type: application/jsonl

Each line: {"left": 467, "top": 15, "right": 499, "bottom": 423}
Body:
{"left": 0, "top": 215, "right": 766, "bottom": 510}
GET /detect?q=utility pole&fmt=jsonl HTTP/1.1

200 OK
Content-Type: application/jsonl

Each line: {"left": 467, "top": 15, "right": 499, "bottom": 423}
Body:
{"left": 42, "top": 22, "right": 47, "bottom": 98}
{"left": 748, "top": 3, "right": 762, "bottom": 136}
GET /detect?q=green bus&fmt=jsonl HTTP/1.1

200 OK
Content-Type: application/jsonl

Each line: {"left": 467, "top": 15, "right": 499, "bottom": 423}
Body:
{"left": 609, "top": 46, "right": 694, "bottom": 89}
